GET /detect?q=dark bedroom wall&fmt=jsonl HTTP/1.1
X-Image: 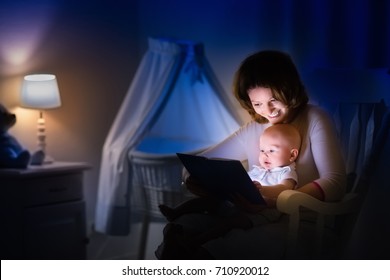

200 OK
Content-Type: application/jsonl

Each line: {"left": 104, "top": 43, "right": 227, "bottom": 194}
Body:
{"left": 0, "top": 0, "right": 141, "bottom": 227}
{"left": 136, "top": 0, "right": 390, "bottom": 106}
{"left": 46, "top": 0, "right": 141, "bottom": 224}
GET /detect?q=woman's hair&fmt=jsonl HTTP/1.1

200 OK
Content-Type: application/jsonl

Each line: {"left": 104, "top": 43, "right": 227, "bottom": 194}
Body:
{"left": 233, "top": 50, "right": 309, "bottom": 123}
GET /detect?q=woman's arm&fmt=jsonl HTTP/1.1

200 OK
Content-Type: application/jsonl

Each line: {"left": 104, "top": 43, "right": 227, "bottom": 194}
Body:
{"left": 185, "top": 121, "right": 265, "bottom": 194}
{"left": 201, "top": 121, "right": 265, "bottom": 166}
{"left": 295, "top": 182, "right": 324, "bottom": 200}
{"left": 298, "top": 106, "right": 347, "bottom": 201}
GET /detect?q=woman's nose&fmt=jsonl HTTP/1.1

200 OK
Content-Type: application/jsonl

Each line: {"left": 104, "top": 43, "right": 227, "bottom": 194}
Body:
{"left": 263, "top": 104, "right": 273, "bottom": 115}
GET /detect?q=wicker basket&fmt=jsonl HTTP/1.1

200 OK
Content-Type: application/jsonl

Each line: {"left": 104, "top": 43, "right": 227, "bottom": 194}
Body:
{"left": 130, "top": 152, "right": 191, "bottom": 216}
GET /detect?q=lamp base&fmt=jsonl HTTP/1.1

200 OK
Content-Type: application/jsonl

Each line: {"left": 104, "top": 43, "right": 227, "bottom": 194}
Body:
{"left": 30, "top": 150, "right": 54, "bottom": 165}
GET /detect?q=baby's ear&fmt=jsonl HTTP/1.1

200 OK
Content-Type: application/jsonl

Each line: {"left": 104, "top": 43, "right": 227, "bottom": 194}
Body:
{"left": 290, "top": 148, "right": 299, "bottom": 161}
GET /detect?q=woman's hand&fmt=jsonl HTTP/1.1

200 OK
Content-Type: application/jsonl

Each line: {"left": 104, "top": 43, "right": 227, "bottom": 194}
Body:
{"left": 231, "top": 182, "right": 269, "bottom": 213}
{"left": 231, "top": 193, "right": 267, "bottom": 213}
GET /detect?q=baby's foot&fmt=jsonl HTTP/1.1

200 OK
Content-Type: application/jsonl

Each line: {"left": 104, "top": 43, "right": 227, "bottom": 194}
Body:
{"left": 159, "top": 204, "right": 178, "bottom": 221}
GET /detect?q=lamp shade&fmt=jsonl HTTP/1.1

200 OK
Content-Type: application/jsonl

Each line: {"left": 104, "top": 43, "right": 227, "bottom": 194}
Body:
{"left": 21, "top": 74, "right": 61, "bottom": 109}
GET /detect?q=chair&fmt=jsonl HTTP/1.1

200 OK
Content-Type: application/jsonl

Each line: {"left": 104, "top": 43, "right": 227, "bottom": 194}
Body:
{"left": 344, "top": 110, "right": 390, "bottom": 258}
{"left": 129, "top": 151, "right": 193, "bottom": 259}
{"left": 276, "top": 100, "right": 388, "bottom": 258}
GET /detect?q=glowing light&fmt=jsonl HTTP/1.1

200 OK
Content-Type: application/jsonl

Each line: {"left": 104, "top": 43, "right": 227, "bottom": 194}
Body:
{"left": 20, "top": 74, "right": 62, "bottom": 109}
{"left": 0, "top": 1, "right": 59, "bottom": 74}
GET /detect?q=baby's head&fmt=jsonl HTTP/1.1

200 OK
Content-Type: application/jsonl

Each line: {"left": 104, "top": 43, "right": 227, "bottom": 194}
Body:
{"left": 258, "top": 123, "right": 301, "bottom": 170}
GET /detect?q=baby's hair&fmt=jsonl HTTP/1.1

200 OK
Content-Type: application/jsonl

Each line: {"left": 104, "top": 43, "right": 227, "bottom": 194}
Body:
{"left": 262, "top": 124, "right": 301, "bottom": 150}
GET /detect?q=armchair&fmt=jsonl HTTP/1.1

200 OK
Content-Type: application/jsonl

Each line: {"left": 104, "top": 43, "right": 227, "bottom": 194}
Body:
{"left": 277, "top": 100, "right": 389, "bottom": 258}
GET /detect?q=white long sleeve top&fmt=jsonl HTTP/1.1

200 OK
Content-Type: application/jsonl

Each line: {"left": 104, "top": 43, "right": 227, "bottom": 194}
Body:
{"left": 201, "top": 105, "right": 346, "bottom": 201}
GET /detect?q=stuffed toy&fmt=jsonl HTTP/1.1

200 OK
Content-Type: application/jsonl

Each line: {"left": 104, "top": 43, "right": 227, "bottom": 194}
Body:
{"left": 0, "top": 103, "right": 31, "bottom": 168}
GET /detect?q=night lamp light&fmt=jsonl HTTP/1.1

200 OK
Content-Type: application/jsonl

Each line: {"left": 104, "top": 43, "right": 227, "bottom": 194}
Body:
{"left": 20, "top": 74, "right": 61, "bottom": 165}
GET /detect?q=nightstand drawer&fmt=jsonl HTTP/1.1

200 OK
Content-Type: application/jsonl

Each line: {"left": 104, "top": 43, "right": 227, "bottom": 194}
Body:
{"left": 23, "top": 173, "right": 83, "bottom": 207}
{"left": 23, "top": 200, "right": 87, "bottom": 259}
{"left": 0, "top": 162, "right": 89, "bottom": 259}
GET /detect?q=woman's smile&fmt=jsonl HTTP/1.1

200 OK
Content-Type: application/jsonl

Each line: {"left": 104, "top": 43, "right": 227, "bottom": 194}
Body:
{"left": 248, "top": 87, "right": 289, "bottom": 124}
{"left": 268, "top": 110, "right": 280, "bottom": 118}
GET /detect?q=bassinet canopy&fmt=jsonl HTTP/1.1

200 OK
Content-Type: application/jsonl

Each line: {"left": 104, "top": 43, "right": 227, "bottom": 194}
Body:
{"left": 95, "top": 37, "right": 243, "bottom": 235}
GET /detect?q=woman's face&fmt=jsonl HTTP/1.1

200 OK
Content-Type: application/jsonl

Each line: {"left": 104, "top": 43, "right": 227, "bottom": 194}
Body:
{"left": 248, "top": 87, "right": 289, "bottom": 124}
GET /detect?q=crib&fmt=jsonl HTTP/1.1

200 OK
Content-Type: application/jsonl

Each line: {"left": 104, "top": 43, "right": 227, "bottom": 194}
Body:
{"left": 128, "top": 137, "right": 208, "bottom": 259}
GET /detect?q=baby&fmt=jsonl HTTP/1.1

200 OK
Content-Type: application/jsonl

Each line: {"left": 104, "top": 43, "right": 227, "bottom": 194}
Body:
{"left": 248, "top": 123, "right": 300, "bottom": 198}
{"left": 159, "top": 123, "right": 301, "bottom": 247}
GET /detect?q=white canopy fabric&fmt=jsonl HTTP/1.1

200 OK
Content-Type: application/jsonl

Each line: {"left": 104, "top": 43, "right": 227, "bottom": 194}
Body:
{"left": 95, "top": 37, "right": 243, "bottom": 235}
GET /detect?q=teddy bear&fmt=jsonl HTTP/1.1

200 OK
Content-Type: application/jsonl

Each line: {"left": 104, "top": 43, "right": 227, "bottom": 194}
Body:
{"left": 0, "top": 103, "right": 31, "bottom": 168}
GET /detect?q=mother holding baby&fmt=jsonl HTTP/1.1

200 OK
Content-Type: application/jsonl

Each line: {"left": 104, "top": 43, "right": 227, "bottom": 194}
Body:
{"left": 156, "top": 50, "right": 346, "bottom": 259}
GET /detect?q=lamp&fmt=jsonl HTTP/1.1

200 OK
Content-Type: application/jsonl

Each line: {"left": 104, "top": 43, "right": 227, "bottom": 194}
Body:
{"left": 20, "top": 74, "right": 61, "bottom": 165}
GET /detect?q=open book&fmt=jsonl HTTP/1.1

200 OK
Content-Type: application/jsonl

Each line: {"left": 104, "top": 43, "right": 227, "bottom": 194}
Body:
{"left": 177, "top": 153, "right": 266, "bottom": 205}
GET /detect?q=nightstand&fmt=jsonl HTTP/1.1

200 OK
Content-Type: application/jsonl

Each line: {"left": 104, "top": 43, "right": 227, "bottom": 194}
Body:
{"left": 0, "top": 162, "right": 90, "bottom": 260}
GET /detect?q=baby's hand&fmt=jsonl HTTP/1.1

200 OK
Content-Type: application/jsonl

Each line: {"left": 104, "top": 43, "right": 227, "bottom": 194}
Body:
{"left": 252, "top": 181, "right": 276, "bottom": 207}
{"left": 253, "top": 181, "right": 262, "bottom": 191}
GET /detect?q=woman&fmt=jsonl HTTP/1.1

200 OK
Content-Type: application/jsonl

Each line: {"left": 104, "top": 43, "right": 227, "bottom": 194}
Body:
{"left": 156, "top": 50, "right": 346, "bottom": 259}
